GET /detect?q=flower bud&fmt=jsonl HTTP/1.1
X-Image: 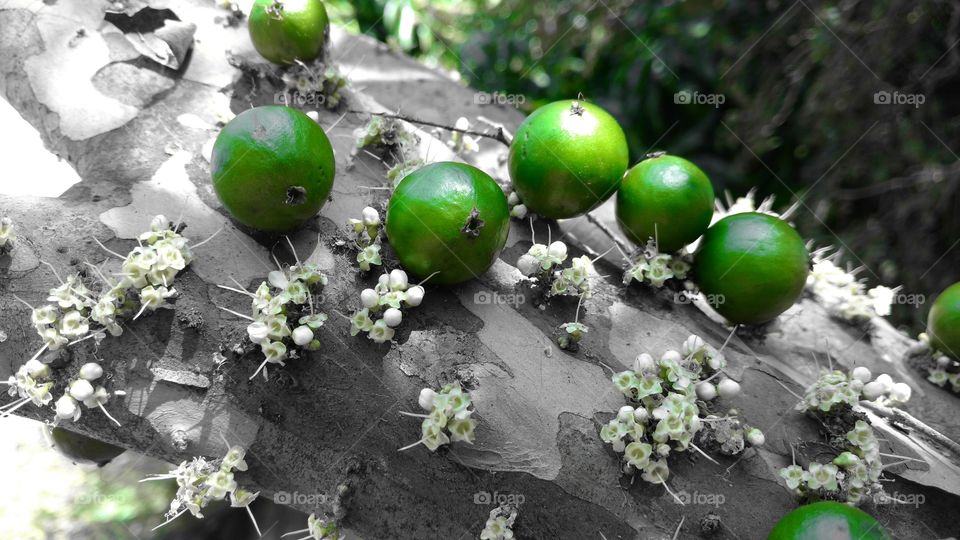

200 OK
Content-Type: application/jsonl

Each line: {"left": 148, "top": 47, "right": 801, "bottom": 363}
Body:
{"left": 746, "top": 428, "right": 765, "bottom": 447}
{"left": 383, "top": 308, "right": 403, "bottom": 327}
{"left": 360, "top": 288, "right": 379, "bottom": 308}
{"left": 292, "top": 326, "right": 314, "bottom": 346}
{"left": 890, "top": 382, "right": 911, "bottom": 402}
{"left": 717, "top": 378, "right": 741, "bottom": 399}
{"left": 68, "top": 379, "right": 94, "bottom": 402}
{"left": 24, "top": 359, "right": 50, "bottom": 379}
{"left": 247, "top": 321, "right": 269, "bottom": 344}
{"left": 874, "top": 374, "right": 893, "bottom": 393}
{"left": 79, "top": 362, "right": 103, "bottom": 381}
{"left": 695, "top": 381, "right": 717, "bottom": 401}
{"left": 547, "top": 241, "right": 567, "bottom": 260}
{"left": 507, "top": 192, "right": 520, "bottom": 206}
{"left": 418, "top": 388, "right": 437, "bottom": 411}
{"left": 633, "top": 353, "right": 655, "bottom": 373}
{"left": 361, "top": 206, "right": 381, "bottom": 227}
{"left": 516, "top": 254, "right": 540, "bottom": 276}
{"left": 861, "top": 381, "right": 885, "bottom": 400}
{"left": 617, "top": 405, "right": 634, "bottom": 423}
{"left": 389, "top": 269, "right": 409, "bottom": 291}
{"left": 633, "top": 407, "right": 649, "bottom": 423}
{"left": 55, "top": 395, "right": 79, "bottom": 420}
{"left": 404, "top": 286, "right": 425, "bottom": 307}
{"left": 851, "top": 366, "right": 872, "bottom": 383}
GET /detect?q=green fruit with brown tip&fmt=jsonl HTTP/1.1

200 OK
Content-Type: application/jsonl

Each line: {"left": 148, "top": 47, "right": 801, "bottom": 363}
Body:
{"left": 928, "top": 281, "right": 960, "bottom": 359}
{"left": 616, "top": 153, "right": 715, "bottom": 252}
{"left": 249, "top": 0, "right": 330, "bottom": 65}
{"left": 694, "top": 212, "right": 809, "bottom": 325}
{"left": 49, "top": 427, "right": 126, "bottom": 466}
{"left": 508, "top": 99, "right": 629, "bottom": 219}
{"left": 386, "top": 162, "right": 510, "bottom": 285}
{"left": 768, "top": 501, "right": 891, "bottom": 540}
{"left": 211, "top": 105, "right": 336, "bottom": 232}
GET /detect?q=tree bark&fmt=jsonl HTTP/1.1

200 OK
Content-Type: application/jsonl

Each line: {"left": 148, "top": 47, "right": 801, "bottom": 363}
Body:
{"left": 1, "top": 1, "right": 959, "bottom": 538}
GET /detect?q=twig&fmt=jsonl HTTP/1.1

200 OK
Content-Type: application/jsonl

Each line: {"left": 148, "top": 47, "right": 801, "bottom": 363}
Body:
{"left": 346, "top": 109, "right": 512, "bottom": 146}
{"left": 584, "top": 212, "right": 631, "bottom": 261}
{"left": 859, "top": 400, "right": 960, "bottom": 457}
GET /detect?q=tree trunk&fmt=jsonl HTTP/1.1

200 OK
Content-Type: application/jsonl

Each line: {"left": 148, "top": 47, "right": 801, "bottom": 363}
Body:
{"left": 1, "top": 1, "right": 958, "bottom": 538}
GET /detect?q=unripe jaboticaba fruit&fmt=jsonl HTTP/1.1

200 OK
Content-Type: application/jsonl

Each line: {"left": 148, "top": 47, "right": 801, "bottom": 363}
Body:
{"left": 249, "top": 0, "right": 330, "bottom": 65}
{"left": 694, "top": 212, "right": 809, "bottom": 325}
{"left": 616, "top": 153, "right": 715, "bottom": 252}
{"left": 928, "top": 281, "right": 960, "bottom": 359}
{"left": 211, "top": 105, "right": 335, "bottom": 232}
{"left": 49, "top": 427, "right": 126, "bottom": 466}
{"left": 386, "top": 162, "right": 510, "bottom": 285}
{"left": 508, "top": 100, "right": 629, "bottom": 219}
{"left": 767, "top": 501, "right": 891, "bottom": 540}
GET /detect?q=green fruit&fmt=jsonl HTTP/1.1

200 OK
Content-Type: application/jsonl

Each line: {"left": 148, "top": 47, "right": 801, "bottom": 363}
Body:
{"left": 508, "top": 99, "right": 629, "bottom": 219}
{"left": 49, "top": 427, "right": 125, "bottom": 466}
{"left": 616, "top": 153, "right": 715, "bottom": 252}
{"left": 694, "top": 212, "right": 809, "bottom": 325}
{"left": 768, "top": 501, "right": 891, "bottom": 540}
{"left": 248, "top": 0, "right": 330, "bottom": 65}
{"left": 928, "top": 282, "right": 960, "bottom": 359}
{"left": 386, "top": 162, "right": 510, "bottom": 285}
{"left": 211, "top": 105, "right": 335, "bottom": 232}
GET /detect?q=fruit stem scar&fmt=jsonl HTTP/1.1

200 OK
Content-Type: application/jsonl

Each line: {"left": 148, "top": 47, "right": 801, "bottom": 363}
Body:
{"left": 461, "top": 207, "right": 485, "bottom": 239}
{"left": 569, "top": 101, "right": 585, "bottom": 116}
{"left": 286, "top": 186, "right": 307, "bottom": 205}
{"left": 645, "top": 150, "right": 667, "bottom": 159}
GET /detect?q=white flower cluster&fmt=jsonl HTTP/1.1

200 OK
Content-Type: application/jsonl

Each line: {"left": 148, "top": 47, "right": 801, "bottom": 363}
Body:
{"left": 0, "top": 216, "right": 13, "bottom": 252}
{"left": 603, "top": 336, "right": 761, "bottom": 487}
{"left": 505, "top": 190, "right": 527, "bottom": 219}
{"left": 243, "top": 263, "right": 329, "bottom": 381}
{"left": 926, "top": 348, "right": 960, "bottom": 392}
{"left": 779, "top": 420, "right": 884, "bottom": 505}
{"left": 349, "top": 269, "right": 424, "bottom": 344}
{"left": 348, "top": 206, "right": 383, "bottom": 272}
{"left": 622, "top": 239, "right": 691, "bottom": 288}
{"left": 796, "top": 367, "right": 911, "bottom": 414}
{"left": 517, "top": 240, "right": 595, "bottom": 299}
{"left": 32, "top": 215, "right": 190, "bottom": 351}
{"left": 279, "top": 62, "right": 347, "bottom": 109}
{"left": 806, "top": 258, "right": 895, "bottom": 321}
{"left": 400, "top": 383, "right": 478, "bottom": 452}
{"left": 54, "top": 362, "right": 122, "bottom": 427}
{"left": 286, "top": 514, "right": 342, "bottom": 540}
{"left": 445, "top": 117, "right": 480, "bottom": 154}
{"left": 480, "top": 504, "right": 517, "bottom": 540}
{"left": 3, "top": 359, "right": 54, "bottom": 418}
{"left": 144, "top": 445, "right": 259, "bottom": 531}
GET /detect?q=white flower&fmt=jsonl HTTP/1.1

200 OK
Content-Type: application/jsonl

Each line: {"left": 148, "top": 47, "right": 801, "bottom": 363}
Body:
{"left": 516, "top": 254, "right": 540, "bottom": 276}
{"left": 418, "top": 388, "right": 437, "bottom": 411}
{"left": 68, "top": 379, "right": 95, "bottom": 401}
{"left": 889, "top": 382, "right": 911, "bottom": 402}
{"left": 510, "top": 204, "right": 528, "bottom": 219}
{"left": 267, "top": 270, "right": 289, "bottom": 289}
{"left": 368, "top": 319, "right": 395, "bottom": 343}
{"left": 247, "top": 321, "right": 269, "bottom": 344}
{"left": 58, "top": 310, "right": 89, "bottom": 338}
{"left": 361, "top": 206, "right": 381, "bottom": 227}
{"left": 389, "top": 269, "right": 409, "bottom": 291}
{"left": 633, "top": 353, "right": 656, "bottom": 373}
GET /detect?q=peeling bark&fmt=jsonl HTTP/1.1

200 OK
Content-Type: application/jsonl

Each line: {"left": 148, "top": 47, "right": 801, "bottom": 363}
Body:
{"left": 1, "top": 2, "right": 959, "bottom": 539}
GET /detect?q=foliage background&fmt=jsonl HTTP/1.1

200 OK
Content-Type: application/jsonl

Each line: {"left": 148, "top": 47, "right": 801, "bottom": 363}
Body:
{"left": 328, "top": 0, "right": 960, "bottom": 332}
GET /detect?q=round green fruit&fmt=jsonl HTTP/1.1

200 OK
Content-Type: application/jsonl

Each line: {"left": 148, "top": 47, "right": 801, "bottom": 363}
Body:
{"left": 694, "top": 212, "right": 809, "bottom": 325}
{"left": 248, "top": 0, "right": 330, "bottom": 65}
{"left": 386, "top": 162, "right": 510, "bottom": 285}
{"left": 768, "top": 501, "right": 891, "bottom": 540}
{"left": 616, "top": 153, "right": 715, "bottom": 253}
{"left": 211, "top": 105, "right": 335, "bottom": 232}
{"left": 508, "top": 99, "right": 629, "bottom": 219}
{"left": 928, "top": 281, "right": 960, "bottom": 359}
{"left": 49, "top": 427, "right": 126, "bottom": 466}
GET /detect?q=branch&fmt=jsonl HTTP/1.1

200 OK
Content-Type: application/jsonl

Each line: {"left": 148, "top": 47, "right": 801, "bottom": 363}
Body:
{"left": 347, "top": 109, "right": 513, "bottom": 146}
